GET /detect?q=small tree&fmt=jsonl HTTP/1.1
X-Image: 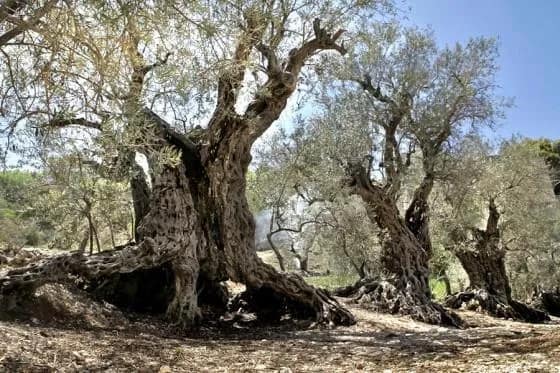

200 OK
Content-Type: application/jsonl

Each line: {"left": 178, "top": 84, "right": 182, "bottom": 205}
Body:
{"left": 36, "top": 153, "right": 133, "bottom": 253}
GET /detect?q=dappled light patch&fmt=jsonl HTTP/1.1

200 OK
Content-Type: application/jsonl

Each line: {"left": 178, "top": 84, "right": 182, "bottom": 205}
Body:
{"left": 1, "top": 301, "right": 560, "bottom": 371}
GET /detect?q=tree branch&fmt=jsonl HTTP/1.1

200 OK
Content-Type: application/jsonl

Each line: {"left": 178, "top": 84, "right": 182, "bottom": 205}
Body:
{"left": 244, "top": 18, "right": 346, "bottom": 137}
{"left": 0, "top": 0, "right": 57, "bottom": 47}
{"left": 357, "top": 74, "right": 395, "bottom": 105}
{"left": 206, "top": 8, "right": 265, "bottom": 133}
{"left": 42, "top": 117, "right": 102, "bottom": 130}
{"left": 140, "top": 108, "right": 200, "bottom": 165}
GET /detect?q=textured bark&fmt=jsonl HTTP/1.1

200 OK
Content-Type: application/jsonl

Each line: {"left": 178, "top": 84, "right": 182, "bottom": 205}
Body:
{"left": 445, "top": 200, "right": 549, "bottom": 323}
{"left": 404, "top": 172, "right": 434, "bottom": 258}
{"left": 532, "top": 289, "right": 560, "bottom": 317}
{"left": 198, "top": 120, "right": 353, "bottom": 325}
{"left": 342, "top": 73, "right": 461, "bottom": 326}
{"left": 344, "top": 164, "right": 461, "bottom": 327}
{"left": 130, "top": 159, "right": 151, "bottom": 242}
{"left": 0, "top": 17, "right": 355, "bottom": 327}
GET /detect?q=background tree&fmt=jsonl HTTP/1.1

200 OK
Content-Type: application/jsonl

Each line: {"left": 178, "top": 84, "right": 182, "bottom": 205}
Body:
{"left": 36, "top": 153, "right": 133, "bottom": 253}
{"left": 306, "top": 24, "right": 506, "bottom": 325}
{"left": 524, "top": 139, "right": 560, "bottom": 195}
{"left": 440, "top": 138, "right": 553, "bottom": 322}
{"left": 249, "top": 126, "right": 379, "bottom": 277}
{"left": 0, "top": 170, "right": 47, "bottom": 250}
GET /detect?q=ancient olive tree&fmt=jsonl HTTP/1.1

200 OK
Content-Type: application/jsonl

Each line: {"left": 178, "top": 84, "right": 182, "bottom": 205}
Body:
{"left": 310, "top": 24, "right": 506, "bottom": 325}
{"left": 440, "top": 139, "right": 554, "bottom": 322}
{"left": 0, "top": 0, "right": 395, "bottom": 326}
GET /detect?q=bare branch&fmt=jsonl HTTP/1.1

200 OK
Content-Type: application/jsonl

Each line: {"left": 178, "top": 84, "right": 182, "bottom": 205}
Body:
{"left": 42, "top": 117, "right": 102, "bottom": 130}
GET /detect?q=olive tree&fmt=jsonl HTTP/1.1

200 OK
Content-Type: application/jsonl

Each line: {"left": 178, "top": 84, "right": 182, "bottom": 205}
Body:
{"left": 0, "top": 0, "right": 398, "bottom": 327}
{"left": 306, "top": 24, "right": 506, "bottom": 325}
{"left": 439, "top": 138, "right": 552, "bottom": 322}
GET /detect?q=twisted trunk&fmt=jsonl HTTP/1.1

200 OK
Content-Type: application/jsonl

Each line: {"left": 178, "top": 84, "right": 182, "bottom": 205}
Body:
{"left": 0, "top": 17, "right": 355, "bottom": 327}
{"left": 445, "top": 200, "right": 549, "bottom": 323}
{"left": 339, "top": 165, "right": 460, "bottom": 326}
{"left": 0, "top": 112, "right": 354, "bottom": 327}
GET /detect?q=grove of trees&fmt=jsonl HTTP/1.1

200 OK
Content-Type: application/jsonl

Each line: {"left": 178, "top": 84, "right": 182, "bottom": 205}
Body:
{"left": 1, "top": 0, "right": 560, "bottom": 330}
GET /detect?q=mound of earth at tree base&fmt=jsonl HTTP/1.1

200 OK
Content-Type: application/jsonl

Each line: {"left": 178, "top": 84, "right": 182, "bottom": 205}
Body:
{"left": 0, "top": 283, "right": 131, "bottom": 329}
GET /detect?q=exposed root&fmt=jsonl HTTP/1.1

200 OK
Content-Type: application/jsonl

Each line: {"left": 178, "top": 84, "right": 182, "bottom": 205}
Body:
{"left": 0, "top": 247, "right": 51, "bottom": 269}
{"left": 0, "top": 238, "right": 180, "bottom": 297}
{"left": 334, "top": 278, "right": 463, "bottom": 327}
{"left": 242, "top": 262, "right": 356, "bottom": 327}
{"left": 230, "top": 281, "right": 354, "bottom": 327}
{"left": 532, "top": 289, "right": 560, "bottom": 317}
{"left": 0, "top": 245, "right": 354, "bottom": 328}
{"left": 445, "top": 289, "right": 550, "bottom": 323}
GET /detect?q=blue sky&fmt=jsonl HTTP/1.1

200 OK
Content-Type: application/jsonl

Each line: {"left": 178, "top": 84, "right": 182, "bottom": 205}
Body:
{"left": 406, "top": 0, "right": 560, "bottom": 139}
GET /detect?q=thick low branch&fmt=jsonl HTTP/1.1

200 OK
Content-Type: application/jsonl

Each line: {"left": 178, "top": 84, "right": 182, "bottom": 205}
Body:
{"left": 0, "top": 237, "right": 177, "bottom": 296}
{"left": 140, "top": 108, "right": 199, "bottom": 160}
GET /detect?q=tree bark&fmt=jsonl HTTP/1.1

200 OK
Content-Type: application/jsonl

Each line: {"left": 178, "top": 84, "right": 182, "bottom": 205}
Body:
{"left": 532, "top": 288, "right": 560, "bottom": 317}
{"left": 339, "top": 164, "right": 461, "bottom": 326}
{"left": 445, "top": 199, "right": 549, "bottom": 323}
{"left": 0, "top": 17, "right": 355, "bottom": 327}
{"left": 130, "top": 159, "right": 151, "bottom": 242}
{"left": 0, "top": 110, "right": 354, "bottom": 327}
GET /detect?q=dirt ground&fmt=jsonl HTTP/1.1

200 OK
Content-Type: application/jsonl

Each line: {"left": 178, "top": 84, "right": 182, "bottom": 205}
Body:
{"left": 1, "top": 288, "right": 560, "bottom": 373}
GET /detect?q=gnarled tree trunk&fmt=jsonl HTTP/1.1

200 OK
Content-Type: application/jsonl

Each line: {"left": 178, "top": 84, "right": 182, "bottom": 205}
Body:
{"left": 130, "top": 158, "right": 151, "bottom": 243}
{"left": 336, "top": 165, "right": 461, "bottom": 327}
{"left": 445, "top": 199, "right": 549, "bottom": 323}
{"left": 0, "top": 18, "right": 355, "bottom": 327}
{"left": 0, "top": 113, "right": 354, "bottom": 326}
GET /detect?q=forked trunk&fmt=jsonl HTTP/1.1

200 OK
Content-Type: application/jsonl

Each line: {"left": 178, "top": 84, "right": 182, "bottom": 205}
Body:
{"left": 454, "top": 245, "right": 511, "bottom": 303}
{"left": 0, "top": 115, "right": 354, "bottom": 327}
{"left": 339, "top": 165, "right": 461, "bottom": 326}
{"left": 0, "top": 18, "right": 356, "bottom": 327}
